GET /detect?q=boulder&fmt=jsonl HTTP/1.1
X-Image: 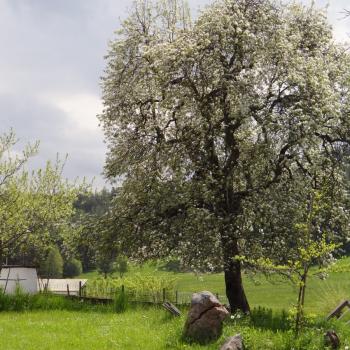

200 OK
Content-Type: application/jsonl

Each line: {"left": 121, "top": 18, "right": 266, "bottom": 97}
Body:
{"left": 183, "top": 291, "right": 229, "bottom": 343}
{"left": 220, "top": 334, "right": 244, "bottom": 350}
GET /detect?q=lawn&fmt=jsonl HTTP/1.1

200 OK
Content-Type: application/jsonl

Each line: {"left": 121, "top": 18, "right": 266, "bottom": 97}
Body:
{"left": 1, "top": 260, "right": 349, "bottom": 349}
{"left": 0, "top": 307, "right": 349, "bottom": 350}
{"left": 0, "top": 308, "right": 184, "bottom": 350}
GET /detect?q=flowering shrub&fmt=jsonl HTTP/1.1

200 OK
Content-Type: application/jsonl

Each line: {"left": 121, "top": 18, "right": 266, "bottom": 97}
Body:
{"left": 85, "top": 274, "right": 177, "bottom": 303}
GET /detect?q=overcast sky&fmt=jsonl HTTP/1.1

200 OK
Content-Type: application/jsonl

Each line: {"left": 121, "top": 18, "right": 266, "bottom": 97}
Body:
{"left": 0, "top": 0, "right": 349, "bottom": 189}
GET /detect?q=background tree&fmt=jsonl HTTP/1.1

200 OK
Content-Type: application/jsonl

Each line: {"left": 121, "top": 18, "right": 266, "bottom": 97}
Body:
{"left": 41, "top": 247, "right": 64, "bottom": 279}
{"left": 96, "top": 252, "right": 116, "bottom": 279}
{"left": 115, "top": 255, "right": 128, "bottom": 278}
{"left": 0, "top": 130, "right": 87, "bottom": 268}
{"left": 64, "top": 189, "right": 115, "bottom": 272}
{"left": 63, "top": 258, "right": 83, "bottom": 278}
{"left": 99, "top": 0, "right": 350, "bottom": 312}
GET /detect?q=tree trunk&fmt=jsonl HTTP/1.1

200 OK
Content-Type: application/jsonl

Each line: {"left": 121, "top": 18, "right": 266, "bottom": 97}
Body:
{"left": 224, "top": 255, "right": 250, "bottom": 314}
{"left": 218, "top": 187, "right": 250, "bottom": 314}
{"left": 222, "top": 234, "right": 250, "bottom": 314}
{"left": 295, "top": 269, "right": 308, "bottom": 335}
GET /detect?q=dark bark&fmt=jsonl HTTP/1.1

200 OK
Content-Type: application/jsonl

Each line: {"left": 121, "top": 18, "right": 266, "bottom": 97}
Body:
{"left": 295, "top": 268, "right": 308, "bottom": 335}
{"left": 223, "top": 241, "right": 250, "bottom": 314}
{"left": 217, "top": 176, "right": 251, "bottom": 314}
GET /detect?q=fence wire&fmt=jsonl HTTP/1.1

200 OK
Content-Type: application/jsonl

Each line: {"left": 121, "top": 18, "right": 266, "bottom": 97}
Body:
{"left": 82, "top": 284, "right": 228, "bottom": 305}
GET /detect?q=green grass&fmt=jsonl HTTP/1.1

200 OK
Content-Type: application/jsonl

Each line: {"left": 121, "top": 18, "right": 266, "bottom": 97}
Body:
{"left": 0, "top": 307, "right": 349, "bottom": 350}
{"left": 2, "top": 254, "right": 350, "bottom": 350}
{"left": 2, "top": 257, "right": 343, "bottom": 349}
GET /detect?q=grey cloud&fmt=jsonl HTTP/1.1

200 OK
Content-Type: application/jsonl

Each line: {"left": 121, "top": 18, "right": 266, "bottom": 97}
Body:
{"left": 1, "top": 92, "right": 106, "bottom": 187}
{"left": 0, "top": 1, "right": 140, "bottom": 95}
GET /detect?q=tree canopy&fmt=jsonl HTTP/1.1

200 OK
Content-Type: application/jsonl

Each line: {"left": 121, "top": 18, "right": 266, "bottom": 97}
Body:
{"left": 0, "top": 130, "right": 86, "bottom": 267}
{"left": 99, "top": 0, "right": 350, "bottom": 312}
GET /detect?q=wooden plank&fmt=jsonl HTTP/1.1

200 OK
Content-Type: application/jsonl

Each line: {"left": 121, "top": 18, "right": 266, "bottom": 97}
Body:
{"left": 162, "top": 301, "right": 181, "bottom": 316}
{"left": 327, "top": 300, "right": 350, "bottom": 320}
{"left": 338, "top": 307, "right": 350, "bottom": 320}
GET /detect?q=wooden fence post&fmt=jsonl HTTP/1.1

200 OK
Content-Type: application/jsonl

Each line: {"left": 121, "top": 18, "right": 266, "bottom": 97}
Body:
{"left": 79, "top": 281, "right": 82, "bottom": 297}
{"left": 175, "top": 290, "right": 178, "bottom": 305}
{"left": 67, "top": 284, "right": 70, "bottom": 296}
{"left": 163, "top": 288, "right": 166, "bottom": 303}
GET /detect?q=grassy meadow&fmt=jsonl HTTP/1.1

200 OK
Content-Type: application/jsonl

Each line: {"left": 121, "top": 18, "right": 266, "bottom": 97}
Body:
{"left": 1, "top": 259, "right": 350, "bottom": 349}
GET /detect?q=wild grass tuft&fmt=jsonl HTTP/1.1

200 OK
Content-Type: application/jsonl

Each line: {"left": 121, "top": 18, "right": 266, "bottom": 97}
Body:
{"left": 114, "top": 287, "right": 128, "bottom": 313}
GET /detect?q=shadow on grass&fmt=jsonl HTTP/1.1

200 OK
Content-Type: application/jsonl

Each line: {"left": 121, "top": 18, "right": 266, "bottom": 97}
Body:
{"left": 248, "top": 306, "right": 292, "bottom": 332}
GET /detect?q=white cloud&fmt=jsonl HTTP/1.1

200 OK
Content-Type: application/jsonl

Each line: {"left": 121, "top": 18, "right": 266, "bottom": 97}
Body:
{"left": 44, "top": 93, "right": 103, "bottom": 133}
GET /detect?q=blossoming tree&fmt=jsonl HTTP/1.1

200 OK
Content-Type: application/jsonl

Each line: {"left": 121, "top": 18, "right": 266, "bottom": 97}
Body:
{"left": 99, "top": 0, "right": 350, "bottom": 312}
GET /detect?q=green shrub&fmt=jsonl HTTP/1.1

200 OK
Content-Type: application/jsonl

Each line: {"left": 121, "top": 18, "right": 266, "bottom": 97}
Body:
{"left": 85, "top": 274, "right": 177, "bottom": 302}
{"left": 63, "top": 258, "right": 83, "bottom": 277}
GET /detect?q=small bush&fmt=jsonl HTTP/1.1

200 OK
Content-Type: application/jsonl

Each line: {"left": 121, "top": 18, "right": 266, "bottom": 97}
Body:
{"left": 63, "top": 258, "right": 83, "bottom": 278}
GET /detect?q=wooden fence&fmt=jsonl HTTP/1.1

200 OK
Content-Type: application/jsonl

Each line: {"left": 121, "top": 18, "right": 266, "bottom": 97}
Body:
{"left": 75, "top": 283, "right": 228, "bottom": 306}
